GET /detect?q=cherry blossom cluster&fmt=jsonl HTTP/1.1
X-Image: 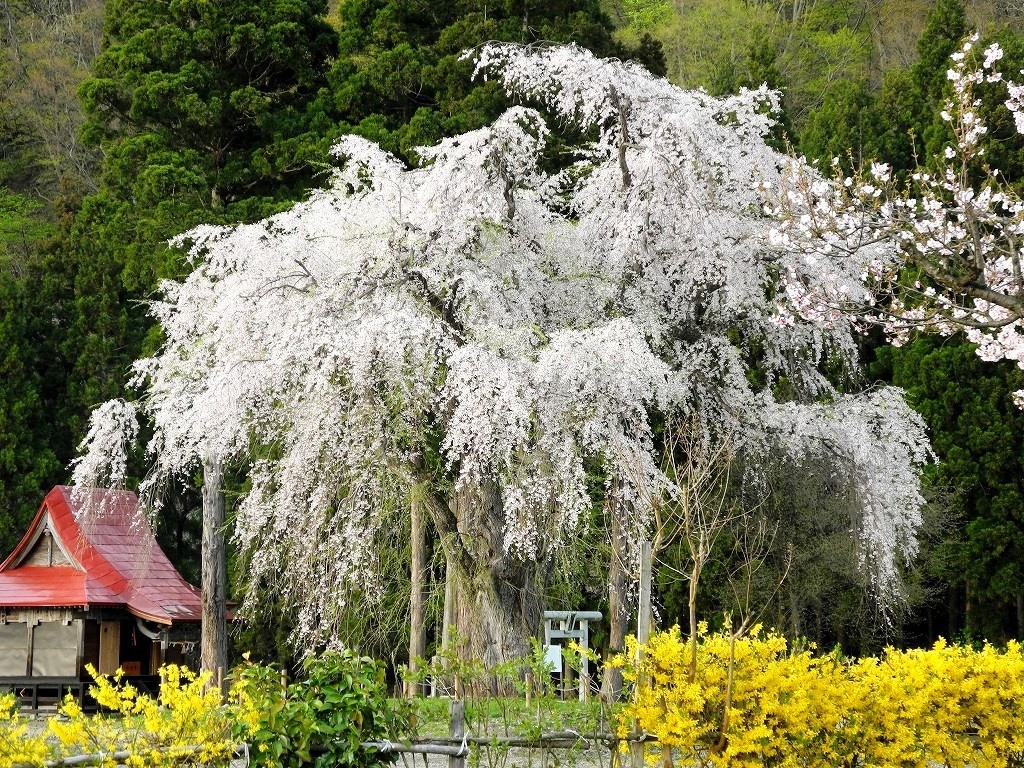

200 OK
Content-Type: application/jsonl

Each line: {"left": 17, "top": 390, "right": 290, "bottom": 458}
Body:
{"left": 770, "top": 34, "right": 1024, "bottom": 404}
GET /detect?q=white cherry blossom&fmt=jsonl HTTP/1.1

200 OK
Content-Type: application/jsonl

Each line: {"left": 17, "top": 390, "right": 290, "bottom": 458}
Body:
{"left": 771, "top": 34, "right": 1024, "bottom": 405}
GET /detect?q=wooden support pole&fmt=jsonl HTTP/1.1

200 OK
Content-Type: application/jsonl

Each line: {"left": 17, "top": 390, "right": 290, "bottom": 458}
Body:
{"left": 201, "top": 453, "right": 228, "bottom": 697}
{"left": 25, "top": 621, "right": 34, "bottom": 676}
{"left": 580, "top": 619, "right": 589, "bottom": 702}
{"left": 407, "top": 481, "right": 427, "bottom": 698}
{"left": 638, "top": 540, "right": 652, "bottom": 646}
{"left": 442, "top": 556, "right": 456, "bottom": 652}
{"left": 631, "top": 541, "right": 653, "bottom": 768}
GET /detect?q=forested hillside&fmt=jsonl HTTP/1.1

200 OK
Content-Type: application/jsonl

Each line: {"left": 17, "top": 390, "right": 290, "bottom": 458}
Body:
{"left": 2, "top": 0, "right": 1024, "bottom": 664}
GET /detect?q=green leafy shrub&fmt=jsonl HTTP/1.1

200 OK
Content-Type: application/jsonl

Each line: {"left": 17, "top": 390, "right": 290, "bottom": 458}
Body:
{"left": 233, "top": 650, "right": 407, "bottom": 768}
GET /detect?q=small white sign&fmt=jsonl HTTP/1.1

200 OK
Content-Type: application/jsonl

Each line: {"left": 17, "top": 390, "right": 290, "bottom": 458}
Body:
{"left": 543, "top": 643, "right": 562, "bottom": 673}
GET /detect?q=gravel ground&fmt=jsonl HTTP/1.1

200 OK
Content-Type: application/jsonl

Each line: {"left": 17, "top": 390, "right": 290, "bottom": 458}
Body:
{"left": 386, "top": 744, "right": 619, "bottom": 768}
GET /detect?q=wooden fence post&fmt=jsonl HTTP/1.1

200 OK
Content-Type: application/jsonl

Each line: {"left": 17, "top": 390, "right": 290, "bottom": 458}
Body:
{"left": 449, "top": 699, "right": 466, "bottom": 768}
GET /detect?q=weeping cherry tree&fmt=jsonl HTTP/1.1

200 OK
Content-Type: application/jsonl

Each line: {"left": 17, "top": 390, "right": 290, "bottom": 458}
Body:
{"left": 73, "top": 44, "right": 930, "bottom": 663}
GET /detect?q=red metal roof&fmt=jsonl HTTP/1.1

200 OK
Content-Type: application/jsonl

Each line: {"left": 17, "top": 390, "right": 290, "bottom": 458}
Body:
{"left": 0, "top": 487, "right": 202, "bottom": 625}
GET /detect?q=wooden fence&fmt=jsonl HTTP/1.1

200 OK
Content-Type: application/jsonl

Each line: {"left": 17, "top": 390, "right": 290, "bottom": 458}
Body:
{"left": 10, "top": 698, "right": 657, "bottom": 768}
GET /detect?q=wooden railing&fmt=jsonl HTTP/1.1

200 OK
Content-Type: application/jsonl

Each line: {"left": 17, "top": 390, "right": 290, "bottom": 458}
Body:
{"left": 0, "top": 677, "right": 87, "bottom": 712}
{"left": 0, "top": 675, "right": 161, "bottom": 712}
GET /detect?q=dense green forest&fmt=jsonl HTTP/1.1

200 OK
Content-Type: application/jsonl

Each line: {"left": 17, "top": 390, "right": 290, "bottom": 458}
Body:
{"left": 3, "top": 0, "right": 1024, "bottom": 665}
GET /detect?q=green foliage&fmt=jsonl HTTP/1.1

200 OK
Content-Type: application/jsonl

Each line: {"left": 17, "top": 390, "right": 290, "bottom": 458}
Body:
{"left": 0, "top": 0, "right": 102, "bottom": 201}
{"left": 302, "top": 652, "right": 407, "bottom": 768}
{"left": 798, "top": 64, "right": 927, "bottom": 176}
{"left": 0, "top": 191, "right": 53, "bottom": 266}
{"left": 233, "top": 650, "right": 405, "bottom": 768}
{"left": 404, "top": 639, "right": 609, "bottom": 745}
{"left": 797, "top": 79, "right": 882, "bottom": 165}
{"left": 0, "top": 192, "right": 59, "bottom": 522}
{"left": 232, "top": 660, "right": 316, "bottom": 767}
{"left": 652, "top": 0, "right": 778, "bottom": 89}
{"left": 0, "top": 247, "right": 61, "bottom": 557}
{"left": 80, "top": 0, "right": 338, "bottom": 206}
{"left": 959, "top": 27, "right": 1024, "bottom": 185}
{"left": 707, "top": 27, "right": 784, "bottom": 97}
{"left": 620, "top": 0, "right": 673, "bottom": 32}
{"left": 858, "top": 68, "right": 926, "bottom": 176}
{"left": 801, "top": 0, "right": 985, "bottom": 176}
{"left": 625, "top": 0, "right": 872, "bottom": 135}
{"left": 800, "top": 0, "right": 1024, "bottom": 642}
{"left": 41, "top": 0, "right": 340, "bottom": 540}
{"left": 779, "top": 3, "right": 872, "bottom": 127}
{"left": 913, "top": 0, "right": 969, "bottom": 102}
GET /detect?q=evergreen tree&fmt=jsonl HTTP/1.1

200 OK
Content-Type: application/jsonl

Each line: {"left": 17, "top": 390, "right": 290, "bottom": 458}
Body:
{"left": 912, "top": 0, "right": 969, "bottom": 103}
{"left": 0, "top": 264, "right": 60, "bottom": 556}
{"left": 80, "top": 0, "right": 338, "bottom": 209}
{"left": 799, "top": 79, "right": 884, "bottom": 167}
{"left": 323, "top": 0, "right": 665, "bottom": 158}
{"left": 58, "top": 0, "right": 340, "bottom": 422}
{"left": 24, "top": 0, "right": 341, "bottom": 573}
{"left": 801, "top": 0, "right": 968, "bottom": 174}
{"left": 790, "top": 4, "right": 1024, "bottom": 641}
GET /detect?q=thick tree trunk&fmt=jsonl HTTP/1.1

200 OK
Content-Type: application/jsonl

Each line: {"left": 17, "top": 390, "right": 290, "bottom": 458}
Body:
{"left": 406, "top": 482, "right": 427, "bottom": 697}
{"left": 601, "top": 482, "right": 629, "bottom": 702}
{"left": 201, "top": 453, "right": 227, "bottom": 695}
{"left": 447, "top": 558, "right": 539, "bottom": 670}
{"left": 449, "top": 480, "right": 541, "bottom": 668}
{"left": 422, "top": 476, "right": 543, "bottom": 671}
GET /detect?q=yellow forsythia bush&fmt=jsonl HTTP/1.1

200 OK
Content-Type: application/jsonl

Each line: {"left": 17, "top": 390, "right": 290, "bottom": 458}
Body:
{"left": 49, "top": 664, "right": 235, "bottom": 767}
{"left": 0, "top": 694, "right": 50, "bottom": 768}
{"left": 0, "top": 665, "right": 234, "bottom": 768}
{"left": 618, "top": 626, "right": 1024, "bottom": 768}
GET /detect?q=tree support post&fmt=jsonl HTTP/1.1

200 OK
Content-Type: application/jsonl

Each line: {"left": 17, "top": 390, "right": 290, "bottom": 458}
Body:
{"left": 631, "top": 541, "right": 653, "bottom": 768}
{"left": 201, "top": 452, "right": 228, "bottom": 697}
{"left": 407, "top": 481, "right": 427, "bottom": 697}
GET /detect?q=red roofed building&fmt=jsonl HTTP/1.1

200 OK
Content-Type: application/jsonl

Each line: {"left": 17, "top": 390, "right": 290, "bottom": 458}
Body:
{"left": 0, "top": 486, "right": 202, "bottom": 689}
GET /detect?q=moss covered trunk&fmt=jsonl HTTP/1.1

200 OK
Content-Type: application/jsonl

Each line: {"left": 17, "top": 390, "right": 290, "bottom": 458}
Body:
{"left": 435, "top": 480, "right": 543, "bottom": 670}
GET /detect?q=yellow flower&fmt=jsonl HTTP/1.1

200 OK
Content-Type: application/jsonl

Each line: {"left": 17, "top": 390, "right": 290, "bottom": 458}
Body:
{"left": 616, "top": 628, "right": 1024, "bottom": 767}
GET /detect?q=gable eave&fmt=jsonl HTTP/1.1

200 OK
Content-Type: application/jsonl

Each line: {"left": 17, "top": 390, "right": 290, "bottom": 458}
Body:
{"left": 0, "top": 491, "right": 84, "bottom": 573}
{"left": 0, "top": 499, "right": 49, "bottom": 571}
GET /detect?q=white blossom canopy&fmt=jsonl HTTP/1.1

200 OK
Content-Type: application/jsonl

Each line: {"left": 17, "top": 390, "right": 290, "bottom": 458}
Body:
{"left": 73, "top": 43, "right": 930, "bottom": 641}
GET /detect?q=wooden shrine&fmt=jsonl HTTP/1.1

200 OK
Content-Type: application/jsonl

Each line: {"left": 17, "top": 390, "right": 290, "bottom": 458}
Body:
{"left": 0, "top": 487, "right": 202, "bottom": 706}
